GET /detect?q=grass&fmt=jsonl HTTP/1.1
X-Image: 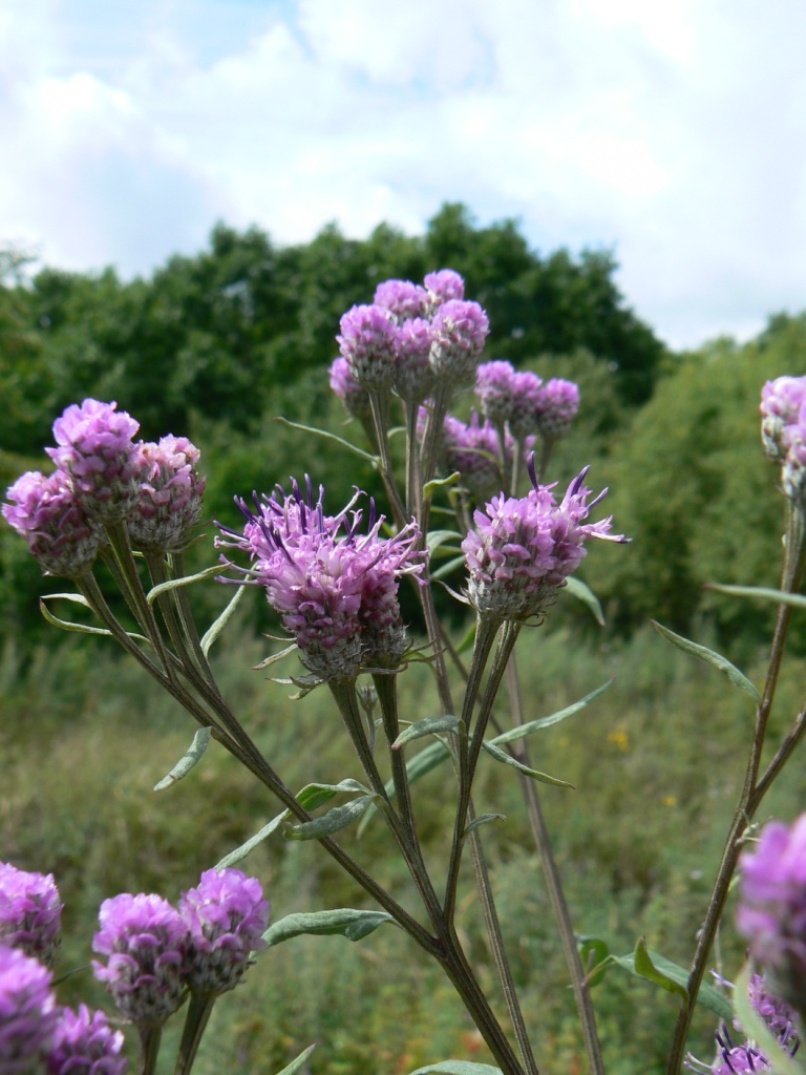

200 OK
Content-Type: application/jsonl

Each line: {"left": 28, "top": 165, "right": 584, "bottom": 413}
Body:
{"left": 2, "top": 607, "right": 806, "bottom": 1074}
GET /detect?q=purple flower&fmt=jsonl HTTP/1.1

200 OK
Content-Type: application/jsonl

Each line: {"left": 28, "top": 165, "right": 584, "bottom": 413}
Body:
{"left": 476, "top": 361, "right": 517, "bottom": 427}
{"left": 462, "top": 465, "right": 627, "bottom": 621}
{"left": 217, "top": 481, "right": 426, "bottom": 678}
{"left": 329, "top": 356, "right": 372, "bottom": 419}
{"left": 373, "top": 280, "right": 428, "bottom": 322}
{"left": 424, "top": 269, "right": 465, "bottom": 309}
{"left": 337, "top": 305, "right": 397, "bottom": 388}
{"left": 760, "top": 377, "right": 806, "bottom": 463}
{"left": 711, "top": 1031, "right": 770, "bottom": 1075}
{"left": 0, "top": 944, "right": 58, "bottom": 1074}
{"left": 429, "top": 300, "right": 490, "bottom": 388}
{"left": 46, "top": 400, "right": 141, "bottom": 522}
{"left": 738, "top": 814, "right": 806, "bottom": 1014}
{"left": 127, "top": 436, "right": 206, "bottom": 552}
{"left": 47, "top": 1004, "right": 128, "bottom": 1075}
{"left": 508, "top": 371, "right": 544, "bottom": 439}
{"left": 0, "top": 863, "right": 62, "bottom": 968}
{"left": 92, "top": 893, "right": 190, "bottom": 1029}
{"left": 2, "top": 470, "right": 105, "bottom": 577}
{"left": 179, "top": 869, "right": 269, "bottom": 996}
{"left": 747, "top": 972, "right": 800, "bottom": 1049}
{"left": 535, "top": 378, "right": 581, "bottom": 440}
{"left": 392, "top": 318, "right": 435, "bottom": 401}
{"left": 443, "top": 413, "right": 504, "bottom": 501}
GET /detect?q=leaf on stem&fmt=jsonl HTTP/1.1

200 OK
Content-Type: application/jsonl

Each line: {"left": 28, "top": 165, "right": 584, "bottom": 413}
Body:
{"left": 481, "top": 740, "right": 574, "bottom": 789}
{"left": 284, "top": 796, "right": 375, "bottom": 840}
{"left": 200, "top": 582, "right": 249, "bottom": 657}
{"left": 272, "top": 1043, "right": 318, "bottom": 1075}
{"left": 145, "top": 564, "right": 222, "bottom": 605}
{"left": 263, "top": 908, "right": 396, "bottom": 947}
{"left": 488, "top": 680, "right": 613, "bottom": 747}
{"left": 426, "top": 529, "right": 464, "bottom": 553}
{"left": 563, "top": 576, "right": 606, "bottom": 626}
{"left": 408, "top": 1063, "right": 503, "bottom": 1074}
{"left": 153, "top": 727, "right": 211, "bottom": 791}
{"left": 430, "top": 555, "right": 468, "bottom": 582}
{"left": 462, "top": 813, "right": 506, "bottom": 840}
{"left": 706, "top": 581, "right": 806, "bottom": 613}
{"left": 423, "top": 472, "right": 462, "bottom": 497}
{"left": 651, "top": 621, "right": 760, "bottom": 704}
{"left": 296, "top": 779, "right": 372, "bottom": 812}
{"left": 39, "top": 594, "right": 148, "bottom": 641}
{"left": 392, "top": 715, "right": 462, "bottom": 749}
{"left": 274, "top": 416, "right": 379, "bottom": 463}
{"left": 215, "top": 811, "right": 289, "bottom": 869}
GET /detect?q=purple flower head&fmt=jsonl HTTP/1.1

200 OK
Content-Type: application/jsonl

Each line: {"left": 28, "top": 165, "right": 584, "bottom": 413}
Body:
{"left": 0, "top": 944, "right": 58, "bottom": 1074}
{"left": 47, "top": 1004, "right": 128, "bottom": 1075}
{"left": 462, "top": 464, "right": 628, "bottom": 622}
{"left": 92, "top": 893, "right": 190, "bottom": 1029}
{"left": 424, "top": 269, "right": 465, "bottom": 311}
{"left": 3, "top": 470, "right": 105, "bottom": 577}
{"left": 392, "top": 318, "right": 436, "bottom": 401}
{"left": 337, "top": 304, "right": 397, "bottom": 388}
{"left": 508, "top": 371, "right": 544, "bottom": 439}
{"left": 179, "top": 868, "right": 269, "bottom": 996}
{"left": 0, "top": 863, "right": 62, "bottom": 968}
{"left": 429, "top": 300, "right": 490, "bottom": 388}
{"left": 373, "top": 279, "right": 428, "bottom": 323}
{"left": 329, "top": 356, "right": 372, "bottom": 420}
{"left": 127, "top": 436, "right": 206, "bottom": 552}
{"left": 46, "top": 400, "right": 141, "bottom": 522}
{"left": 738, "top": 813, "right": 806, "bottom": 1014}
{"left": 760, "top": 377, "right": 806, "bottom": 463}
{"left": 476, "top": 361, "right": 517, "bottom": 427}
{"left": 443, "top": 413, "right": 504, "bottom": 502}
{"left": 747, "top": 972, "right": 800, "bottom": 1049}
{"left": 711, "top": 1031, "right": 770, "bottom": 1075}
{"left": 217, "top": 481, "right": 426, "bottom": 678}
{"left": 535, "top": 379, "right": 581, "bottom": 440}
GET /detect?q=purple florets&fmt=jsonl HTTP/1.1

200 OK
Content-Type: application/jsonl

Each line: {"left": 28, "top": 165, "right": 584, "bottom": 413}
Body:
{"left": 337, "top": 305, "right": 397, "bottom": 388}
{"left": 392, "top": 318, "right": 435, "bottom": 402}
{"left": 429, "top": 300, "right": 490, "bottom": 388}
{"left": 92, "top": 893, "right": 190, "bottom": 1028}
{"left": 2, "top": 470, "right": 105, "bottom": 577}
{"left": 179, "top": 868, "right": 269, "bottom": 996}
{"left": 47, "top": 1004, "right": 128, "bottom": 1075}
{"left": 46, "top": 400, "right": 141, "bottom": 522}
{"left": 760, "top": 377, "right": 806, "bottom": 501}
{"left": 443, "top": 413, "right": 504, "bottom": 501}
{"left": 329, "top": 356, "right": 371, "bottom": 419}
{"left": 737, "top": 814, "right": 806, "bottom": 1014}
{"left": 424, "top": 269, "right": 465, "bottom": 308}
{"left": 0, "top": 863, "right": 63, "bottom": 968}
{"left": 127, "top": 435, "right": 206, "bottom": 552}
{"left": 0, "top": 944, "right": 58, "bottom": 1074}
{"left": 476, "top": 361, "right": 517, "bottom": 427}
{"left": 217, "top": 481, "right": 426, "bottom": 678}
{"left": 373, "top": 280, "right": 428, "bottom": 322}
{"left": 462, "top": 466, "right": 626, "bottom": 621}
{"left": 508, "top": 371, "right": 544, "bottom": 439}
{"left": 536, "top": 378, "right": 581, "bottom": 440}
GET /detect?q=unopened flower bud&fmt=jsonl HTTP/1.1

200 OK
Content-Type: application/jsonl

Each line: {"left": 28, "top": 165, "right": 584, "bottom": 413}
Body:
{"left": 0, "top": 863, "right": 62, "bottom": 968}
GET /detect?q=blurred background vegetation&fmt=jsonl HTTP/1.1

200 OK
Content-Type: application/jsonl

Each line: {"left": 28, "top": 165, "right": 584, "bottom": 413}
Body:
{"left": 2, "top": 202, "right": 806, "bottom": 1072}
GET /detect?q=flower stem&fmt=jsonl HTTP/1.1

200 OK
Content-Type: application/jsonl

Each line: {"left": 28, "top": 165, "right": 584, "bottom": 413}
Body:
{"left": 174, "top": 992, "right": 216, "bottom": 1075}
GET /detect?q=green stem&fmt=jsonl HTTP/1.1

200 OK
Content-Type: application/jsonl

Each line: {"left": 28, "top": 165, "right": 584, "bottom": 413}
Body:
{"left": 174, "top": 992, "right": 216, "bottom": 1075}
{"left": 138, "top": 1024, "right": 162, "bottom": 1075}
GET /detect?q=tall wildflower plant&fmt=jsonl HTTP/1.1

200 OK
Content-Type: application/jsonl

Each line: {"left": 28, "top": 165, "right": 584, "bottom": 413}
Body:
{"left": 4, "top": 273, "right": 806, "bottom": 1075}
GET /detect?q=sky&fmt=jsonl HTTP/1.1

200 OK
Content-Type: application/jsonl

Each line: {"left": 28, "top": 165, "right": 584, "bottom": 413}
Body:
{"left": 0, "top": 0, "right": 804, "bottom": 350}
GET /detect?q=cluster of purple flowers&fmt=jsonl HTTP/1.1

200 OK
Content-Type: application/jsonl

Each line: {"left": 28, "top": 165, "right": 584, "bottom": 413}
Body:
{"left": 2, "top": 400, "right": 206, "bottom": 576}
{"left": 760, "top": 376, "right": 806, "bottom": 502}
{"left": 461, "top": 466, "right": 626, "bottom": 622}
{"left": 476, "top": 359, "right": 580, "bottom": 443}
{"left": 217, "top": 479, "right": 426, "bottom": 679}
{"left": 331, "top": 268, "right": 490, "bottom": 412}
{"left": 0, "top": 861, "right": 268, "bottom": 1072}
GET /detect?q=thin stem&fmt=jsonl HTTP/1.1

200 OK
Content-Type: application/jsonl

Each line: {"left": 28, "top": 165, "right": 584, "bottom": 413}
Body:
{"left": 174, "top": 993, "right": 216, "bottom": 1075}
{"left": 369, "top": 389, "right": 407, "bottom": 530}
{"left": 138, "top": 1024, "right": 162, "bottom": 1075}
{"left": 504, "top": 652, "right": 604, "bottom": 1075}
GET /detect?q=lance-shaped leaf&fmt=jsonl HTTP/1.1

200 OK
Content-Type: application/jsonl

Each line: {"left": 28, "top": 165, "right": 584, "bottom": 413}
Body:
{"left": 40, "top": 593, "right": 148, "bottom": 641}
{"left": 216, "top": 810, "right": 289, "bottom": 869}
{"left": 651, "top": 621, "right": 760, "bottom": 704}
{"left": 611, "top": 938, "right": 732, "bottom": 1021}
{"left": 462, "top": 814, "right": 505, "bottom": 840}
{"left": 706, "top": 581, "right": 806, "bottom": 614}
{"left": 146, "top": 564, "right": 222, "bottom": 606}
{"left": 153, "top": 727, "right": 211, "bottom": 791}
{"left": 431, "top": 555, "right": 468, "bottom": 581}
{"left": 392, "top": 715, "right": 462, "bottom": 750}
{"left": 201, "top": 581, "right": 249, "bottom": 657}
{"left": 563, "top": 576, "right": 606, "bottom": 626}
{"left": 285, "top": 796, "right": 374, "bottom": 840}
{"left": 274, "top": 416, "right": 379, "bottom": 463}
{"left": 733, "top": 961, "right": 803, "bottom": 1075}
{"left": 263, "top": 908, "right": 396, "bottom": 947}
{"left": 488, "top": 680, "right": 612, "bottom": 747}
{"left": 426, "top": 529, "right": 464, "bottom": 553}
{"left": 272, "top": 1043, "right": 318, "bottom": 1075}
{"left": 408, "top": 1063, "right": 503, "bottom": 1074}
{"left": 481, "top": 740, "right": 574, "bottom": 789}
{"left": 296, "top": 779, "right": 371, "bottom": 812}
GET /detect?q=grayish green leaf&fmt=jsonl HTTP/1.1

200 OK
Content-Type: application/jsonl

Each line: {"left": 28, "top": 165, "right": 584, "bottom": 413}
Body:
{"left": 296, "top": 779, "right": 370, "bottom": 812}
{"left": 215, "top": 811, "right": 289, "bottom": 869}
{"left": 201, "top": 582, "right": 249, "bottom": 657}
{"left": 153, "top": 727, "right": 211, "bottom": 791}
{"left": 392, "top": 716, "right": 461, "bottom": 749}
{"left": 285, "top": 796, "right": 373, "bottom": 840}
{"left": 274, "top": 416, "right": 378, "bottom": 463}
{"left": 707, "top": 582, "right": 806, "bottom": 613}
{"left": 39, "top": 594, "right": 148, "bottom": 641}
{"left": 263, "top": 908, "right": 396, "bottom": 947}
{"left": 489, "top": 681, "right": 612, "bottom": 747}
{"left": 651, "top": 621, "right": 760, "bottom": 704}
{"left": 146, "top": 564, "right": 221, "bottom": 605}
{"left": 481, "top": 740, "right": 574, "bottom": 789}
{"left": 462, "top": 813, "right": 506, "bottom": 840}
{"left": 563, "top": 575, "right": 606, "bottom": 625}
{"left": 408, "top": 1063, "right": 503, "bottom": 1074}
{"left": 272, "top": 1043, "right": 318, "bottom": 1075}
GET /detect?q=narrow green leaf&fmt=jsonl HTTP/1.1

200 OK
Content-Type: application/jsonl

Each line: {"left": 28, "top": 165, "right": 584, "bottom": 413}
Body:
{"left": 423, "top": 472, "right": 461, "bottom": 496}
{"left": 481, "top": 740, "right": 574, "bottom": 789}
{"left": 146, "top": 564, "right": 221, "bottom": 606}
{"left": 200, "top": 582, "right": 248, "bottom": 657}
{"left": 392, "top": 715, "right": 461, "bottom": 749}
{"left": 563, "top": 576, "right": 606, "bottom": 626}
{"left": 426, "top": 529, "right": 464, "bottom": 552}
{"left": 296, "top": 779, "right": 370, "bottom": 812}
{"left": 430, "top": 555, "right": 468, "bottom": 581}
{"left": 488, "top": 680, "right": 613, "bottom": 747}
{"left": 254, "top": 644, "right": 298, "bottom": 670}
{"left": 153, "top": 728, "right": 211, "bottom": 791}
{"left": 651, "top": 621, "right": 760, "bottom": 704}
{"left": 462, "top": 813, "right": 505, "bottom": 840}
{"left": 272, "top": 1043, "right": 318, "bottom": 1075}
{"left": 408, "top": 1063, "right": 503, "bottom": 1075}
{"left": 263, "top": 908, "right": 396, "bottom": 948}
{"left": 733, "top": 962, "right": 804, "bottom": 1075}
{"left": 39, "top": 594, "right": 149, "bottom": 641}
{"left": 285, "top": 797, "right": 373, "bottom": 840}
{"left": 274, "top": 416, "right": 379, "bottom": 463}
{"left": 706, "top": 581, "right": 806, "bottom": 613}
{"left": 215, "top": 810, "right": 289, "bottom": 869}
